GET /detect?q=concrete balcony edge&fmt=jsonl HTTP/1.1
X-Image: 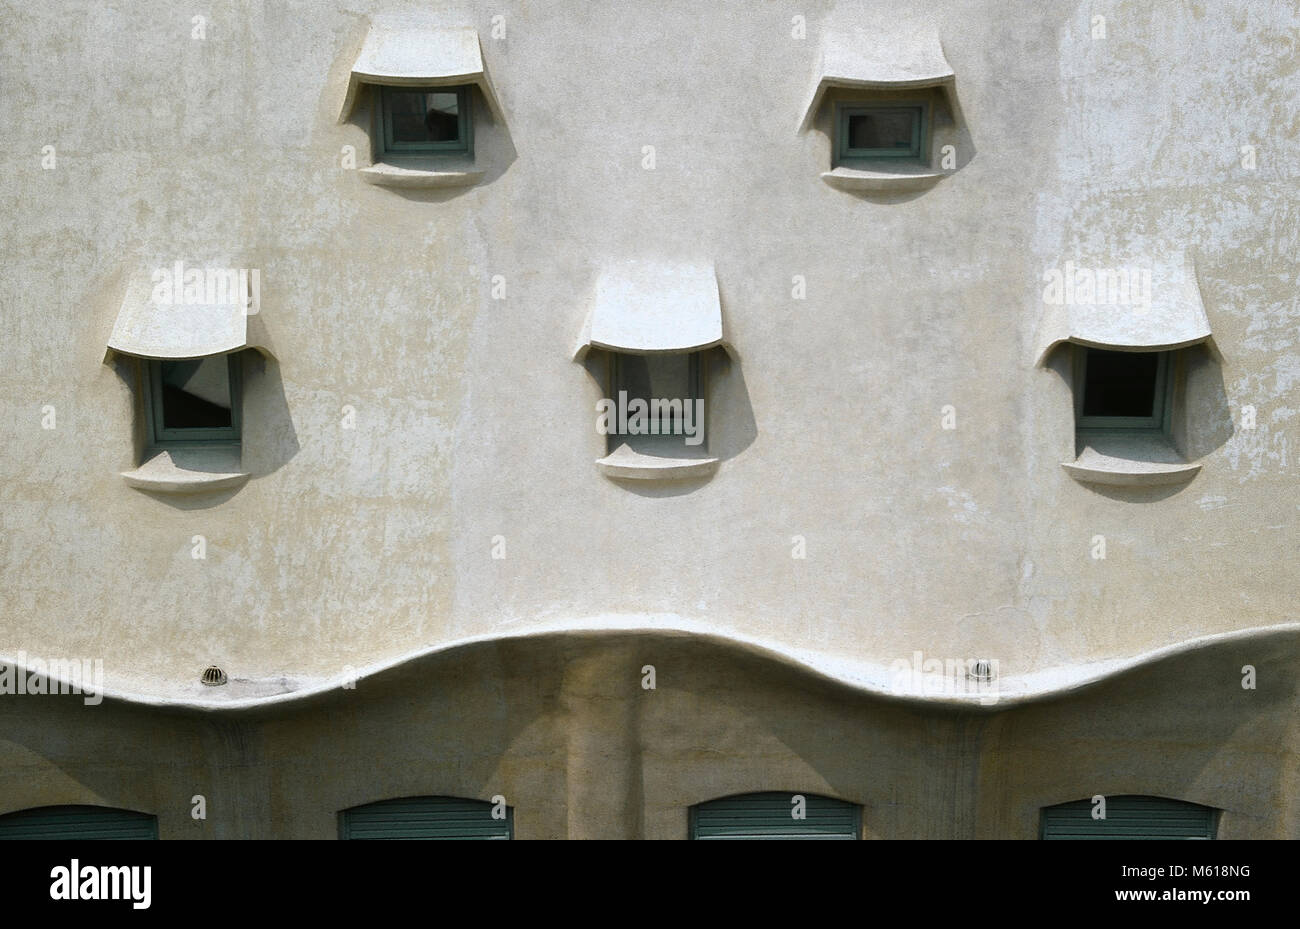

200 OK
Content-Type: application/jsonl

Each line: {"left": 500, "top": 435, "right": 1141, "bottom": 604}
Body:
{"left": 4, "top": 619, "right": 1296, "bottom": 715}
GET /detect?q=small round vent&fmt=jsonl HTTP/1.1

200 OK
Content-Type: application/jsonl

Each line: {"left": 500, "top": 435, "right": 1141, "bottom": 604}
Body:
{"left": 201, "top": 666, "right": 228, "bottom": 686}
{"left": 968, "top": 660, "right": 995, "bottom": 682}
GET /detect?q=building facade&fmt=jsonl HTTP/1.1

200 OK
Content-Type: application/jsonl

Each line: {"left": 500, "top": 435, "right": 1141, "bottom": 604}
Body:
{"left": 0, "top": 0, "right": 1297, "bottom": 838}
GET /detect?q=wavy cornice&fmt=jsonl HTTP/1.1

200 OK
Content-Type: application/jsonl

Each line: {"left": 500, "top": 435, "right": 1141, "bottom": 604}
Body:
{"left": 2, "top": 617, "right": 1297, "bottom": 714}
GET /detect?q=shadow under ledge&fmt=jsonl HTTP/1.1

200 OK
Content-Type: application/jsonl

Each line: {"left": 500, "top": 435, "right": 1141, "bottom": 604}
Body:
{"left": 596, "top": 441, "right": 719, "bottom": 482}
{"left": 1063, "top": 434, "right": 1201, "bottom": 492}
{"left": 121, "top": 446, "right": 250, "bottom": 496}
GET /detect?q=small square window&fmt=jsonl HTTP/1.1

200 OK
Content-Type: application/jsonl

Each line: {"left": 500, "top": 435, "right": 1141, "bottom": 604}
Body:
{"left": 1076, "top": 348, "right": 1170, "bottom": 432}
{"left": 380, "top": 86, "right": 471, "bottom": 155}
{"left": 837, "top": 104, "right": 925, "bottom": 162}
{"left": 146, "top": 355, "right": 241, "bottom": 444}
{"left": 608, "top": 351, "right": 705, "bottom": 449}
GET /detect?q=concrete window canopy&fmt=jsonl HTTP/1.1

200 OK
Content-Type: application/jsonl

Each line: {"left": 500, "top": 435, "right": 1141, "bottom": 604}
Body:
{"left": 800, "top": 29, "right": 958, "bottom": 193}
{"left": 339, "top": 23, "right": 504, "bottom": 190}
{"left": 106, "top": 270, "right": 274, "bottom": 495}
{"left": 574, "top": 263, "right": 735, "bottom": 482}
{"left": 1035, "top": 256, "right": 1220, "bottom": 488}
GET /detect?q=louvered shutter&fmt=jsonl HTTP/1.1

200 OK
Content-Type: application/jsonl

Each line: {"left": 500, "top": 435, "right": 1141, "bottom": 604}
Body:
{"left": 0, "top": 805, "right": 158, "bottom": 840}
{"left": 691, "top": 792, "right": 860, "bottom": 839}
{"left": 339, "top": 796, "right": 512, "bottom": 839}
{"left": 1041, "top": 795, "right": 1217, "bottom": 839}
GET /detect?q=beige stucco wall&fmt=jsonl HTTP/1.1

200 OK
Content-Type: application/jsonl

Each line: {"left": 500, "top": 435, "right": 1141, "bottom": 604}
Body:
{"left": 0, "top": 0, "right": 1296, "bottom": 835}
{"left": 2, "top": 0, "right": 1297, "bottom": 692}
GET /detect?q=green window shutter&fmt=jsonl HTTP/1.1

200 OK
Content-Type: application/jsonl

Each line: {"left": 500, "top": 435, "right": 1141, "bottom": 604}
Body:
{"left": 0, "top": 805, "right": 158, "bottom": 840}
{"left": 1041, "top": 796, "right": 1218, "bottom": 840}
{"left": 690, "top": 792, "right": 860, "bottom": 840}
{"left": 339, "top": 796, "right": 512, "bottom": 840}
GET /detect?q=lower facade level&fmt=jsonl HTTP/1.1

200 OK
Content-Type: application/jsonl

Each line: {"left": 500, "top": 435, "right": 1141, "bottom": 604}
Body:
{"left": 0, "top": 630, "right": 1295, "bottom": 839}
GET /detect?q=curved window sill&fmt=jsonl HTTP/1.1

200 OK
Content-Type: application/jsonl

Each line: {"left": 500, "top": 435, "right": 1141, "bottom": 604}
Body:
{"left": 596, "top": 443, "right": 719, "bottom": 481}
{"left": 821, "top": 164, "right": 945, "bottom": 192}
{"left": 1063, "top": 436, "right": 1201, "bottom": 487}
{"left": 359, "top": 159, "right": 484, "bottom": 189}
{"left": 122, "top": 448, "right": 249, "bottom": 495}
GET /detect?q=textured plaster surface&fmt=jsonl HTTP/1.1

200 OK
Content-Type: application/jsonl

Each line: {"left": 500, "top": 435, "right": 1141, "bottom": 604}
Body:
{"left": 0, "top": 0, "right": 1296, "bottom": 710}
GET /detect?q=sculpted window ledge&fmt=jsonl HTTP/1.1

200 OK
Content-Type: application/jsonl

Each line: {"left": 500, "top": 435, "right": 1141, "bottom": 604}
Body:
{"left": 121, "top": 447, "right": 250, "bottom": 495}
{"left": 1063, "top": 434, "right": 1201, "bottom": 487}
{"left": 820, "top": 164, "right": 945, "bottom": 192}
{"left": 358, "top": 158, "right": 484, "bottom": 189}
{"left": 596, "top": 439, "right": 720, "bottom": 481}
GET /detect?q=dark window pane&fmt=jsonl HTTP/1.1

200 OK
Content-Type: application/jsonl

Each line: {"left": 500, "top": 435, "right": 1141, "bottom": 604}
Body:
{"left": 160, "top": 358, "right": 232, "bottom": 429}
{"left": 388, "top": 89, "right": 461, "bottom": 144}
{"left": 615, "top": 353, "right": 696, "bottom": 435}
{"left": 1082, "top": 349, "right": 1159, "bottom": 418}
{"left": 848, "top": 110, "right": 916, "bottom": 151}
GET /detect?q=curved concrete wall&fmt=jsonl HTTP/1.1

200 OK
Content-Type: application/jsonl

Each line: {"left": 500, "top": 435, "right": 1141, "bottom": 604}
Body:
{"left": 0, "top": 630, "right": 1294, "bottom": 838}
{"left": 0, "top": 0, "right": 1295, "bottom": 696}
{"left": 0, "top": 0, "right": 1296, "bottom": 836}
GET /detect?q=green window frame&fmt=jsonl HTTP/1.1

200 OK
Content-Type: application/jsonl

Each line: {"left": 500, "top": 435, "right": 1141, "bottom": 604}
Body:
{"left": 1040, "top": 796, "right": 1218, "bottom": 840}
{"left": 145, "top": 355, "right": 242, "bottom": 445}
{"left": 379, "top": 85, "right": 472, "bottom": 156}
{"left": 607, "top": 350, "right": 705, "bottom": 447}
{"left": 0, "top": 805, "right": 159, "bottom": 840}
{"left": 835, "top": 102, "right": 927, "bottom": 163}
{"left": 1075, "top": 347, "right": 1172, "bottom": 433}
{"left": 689, "top": 792, "right": 861, "bottom": 840}
{"left": 338, "top": 796, "right": 513, "bottom": 840}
